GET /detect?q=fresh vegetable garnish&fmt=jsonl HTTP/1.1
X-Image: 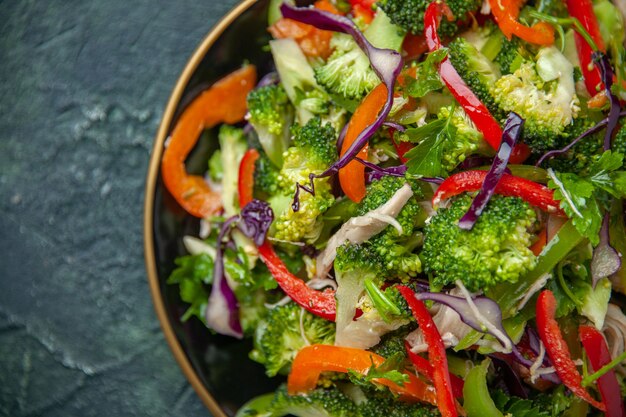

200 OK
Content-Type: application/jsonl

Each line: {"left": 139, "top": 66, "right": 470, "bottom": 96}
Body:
{"left": 162, "top": 2, "right": 626, "bottom": 415}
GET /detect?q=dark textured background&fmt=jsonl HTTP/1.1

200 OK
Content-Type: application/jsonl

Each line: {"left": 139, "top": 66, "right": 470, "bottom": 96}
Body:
{"left": 0, "top": 0, "right": 239, "bottom": 415}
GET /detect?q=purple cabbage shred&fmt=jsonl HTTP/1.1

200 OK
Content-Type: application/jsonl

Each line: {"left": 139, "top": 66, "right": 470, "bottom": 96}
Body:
{"left": 458, "top": 112, "right": 524, "bottom": 230}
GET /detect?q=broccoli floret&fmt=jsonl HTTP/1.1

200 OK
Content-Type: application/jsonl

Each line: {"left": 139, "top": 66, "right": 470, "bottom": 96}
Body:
{"left": 236, "top": 385, "right": 358, "bottom": 417}
{"left": 448, "top": 37, "right": 504, "bottom": 121}
{"left": 546, "top": 117, "right": 603, "bottom": 175}
{"left": 492, "top": 47, "right": 581, "bottom": 152}
{"left": 254, "top": 152, "right": 280, "bottom": 196}
{"left": 371, "top": 324, "right": 416, "bottom": 359}
{"left": 354, "top": 176, "right": 424, "bottom": 279}
{"left": 272, "top": 118, "right": 337, "bottom": 243}
{"left": 250, "top": 304, "right": 335, "bottom": 377}
{"left": 315, "top": 34, "right": 380, "bottom": 102}
{"left": 247, "top": 84, "right": 294, "bottom": 166}
{"left": 378, "top": 0, "right": 481, "bottom": 38}
{"left": 422, "top": 195, "right": 538, "bottom": 291}
{"left": 437, "top": 105, "right": 485, "bottom": 172}
{"left": 358, "top": 393, "right": 440, "bottom": 417}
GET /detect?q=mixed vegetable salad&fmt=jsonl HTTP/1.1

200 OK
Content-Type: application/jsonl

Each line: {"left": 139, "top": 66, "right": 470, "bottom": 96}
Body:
{"left": 161, "top": 0, "right": 626, "bottom": 415}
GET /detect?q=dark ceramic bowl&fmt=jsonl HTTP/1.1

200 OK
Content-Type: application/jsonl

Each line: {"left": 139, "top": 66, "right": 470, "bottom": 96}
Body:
{"left": 143, "top": 1, "right": 281, "bottom": 415}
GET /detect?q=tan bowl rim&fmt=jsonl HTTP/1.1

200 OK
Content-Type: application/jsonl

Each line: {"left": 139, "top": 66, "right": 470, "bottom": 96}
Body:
{"left": 143, "top": 0, "right": 257, "bottom": 415}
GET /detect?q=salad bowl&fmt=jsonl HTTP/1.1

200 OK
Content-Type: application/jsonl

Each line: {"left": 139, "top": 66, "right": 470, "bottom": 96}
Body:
{"left": 145, "top": 0, "right": 626, "bottom": 415}
{"left": 144, "top": 1, "right": 279, "bottom": 415}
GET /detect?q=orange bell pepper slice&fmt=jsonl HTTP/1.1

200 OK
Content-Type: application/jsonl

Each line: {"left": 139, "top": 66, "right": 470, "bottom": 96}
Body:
{"left": 161, "top": 65, "right": 256, "bottom": 218}
{"left": 339, "top": 83, "right": 388, "bottom": 202}
{"left": 268, "top": 0, "right": 340, "bottom": 59}
{"left": 489, "top": 0, "right": 554, "bottom": 45}
{"left": 287, "top": 344, "right": 438, "bottom": 405}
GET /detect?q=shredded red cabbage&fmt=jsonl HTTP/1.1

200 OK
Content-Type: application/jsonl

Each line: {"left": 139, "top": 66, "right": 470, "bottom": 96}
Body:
{"left": 206, "top": 200, "right": 274, "bottom": 338}
{"left": 536, "top": 111, "right": 626, "bottom": 167}
{"left": 591, "top": 212, "right": 622, "bottom": 287}
{"left": 238, "top": 199, "right": 275, "bottom": 246}
{"left": 415, "top": 291, "right": 512, "bottom": 350}
{"left": 592, "top": 52, "right": 621, "bottom": 151}
{"left": 458, "top": 113, "right": 524, "bottom": 230}
{"left": 280, "top": 3, "right": 403, "bottom": 209}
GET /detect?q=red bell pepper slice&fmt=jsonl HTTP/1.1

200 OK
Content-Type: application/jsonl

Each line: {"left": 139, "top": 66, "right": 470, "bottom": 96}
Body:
{"left": 432, "top": 170, "right": 566, "bottom": 216}
{"left": 565, "top": 0, "right": 606, "bottom": 96}
{"left": 489, "top": 0, "right": 555, "bottom": 46}
{"left": 423, "top": 2, "right": 531, "bottom": 164}
{"left": 287, "top": 344, "right": 438, "bottom": 404}
{"left": 579, "top": 325, "right": 625, "bottom": 417}
{"left": 258, "top": 242, "right": 336, "bottom": 321}
{"left": 350, "top": 0, "right": 376, "bottom": 23}
{"left": 398, "top": 285, "right": 458, "bottom": 417}
{"left": 404, "top": 341, "right": 464, "bottom": 399}
{"left": 161, "top": 65, "right": 256, "bottom": 218}
{"left": 238, "top": 149, "right": 259, "bottom": 208}
{"left": 536, "top": 290, "right": 606, "bottom": 411}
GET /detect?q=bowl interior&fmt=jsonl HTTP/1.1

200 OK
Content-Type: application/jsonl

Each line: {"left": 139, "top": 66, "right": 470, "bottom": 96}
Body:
{"left": 149, "top": 1, "right": 282, "bottom": 415}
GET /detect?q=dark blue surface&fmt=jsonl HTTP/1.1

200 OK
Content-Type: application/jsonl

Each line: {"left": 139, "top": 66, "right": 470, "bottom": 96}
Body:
{"left": 0, "top": 1, "right": 238, "bottom": 415}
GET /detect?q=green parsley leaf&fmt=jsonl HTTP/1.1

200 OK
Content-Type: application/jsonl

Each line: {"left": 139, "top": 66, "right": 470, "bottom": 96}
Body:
{"left": 404, "top": 117, "right": 456, "bottom": 177}
{"left": 547, "top": 170, "right": 602, "bottom": 245}
{"left": 167, "top": 253, "right": 214, "bottom": 322}
{"left": 404, "top": 48, "right": 448, "bottom": 98}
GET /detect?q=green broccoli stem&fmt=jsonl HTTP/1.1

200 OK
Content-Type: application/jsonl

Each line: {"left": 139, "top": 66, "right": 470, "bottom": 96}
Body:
{"left": 488, "top": 220, "right": 584, "bottom": 317}
{"left": 527, "top": 10, "right": 600, "bottom": 52}
{"left": 363, "top": 279, "right": 401, "bottom": 321}
{"left": 581, "top": 350, "right": 626, "bottom": 387}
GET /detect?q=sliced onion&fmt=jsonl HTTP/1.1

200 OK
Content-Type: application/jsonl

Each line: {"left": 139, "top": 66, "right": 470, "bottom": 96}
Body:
{"left": 206, "top": 216, "right": 243, "bottom": 339}
{"left": 458, "top": 112, "right": 524, "bottom": 230}
{"left": 279, "top": 2, "right": 403, "bottom": 179}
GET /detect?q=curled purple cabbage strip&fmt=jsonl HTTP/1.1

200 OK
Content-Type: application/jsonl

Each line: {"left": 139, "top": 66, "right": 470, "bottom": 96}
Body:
{"left": 414, "top": 291, "right": 513, "bottom": 350}
{"left": 280, "top": 3, "right": 403, "bottom": 205}
{"left": 535, "top": 111, "right": 626, "bottom": 167}
{"left": 458, "top": 112, "right": 524, "bottom": 230}
{"left": 383, "top": 121, "right": 407, "bottom": 132}
{"left": 592, "top": 52, "right": 622, "bottom": 151}
{"left": 591, "top": 211, "right": 621, "bottom": 287}
{"left": 206, "top": 200, "right": 274, "bottom": 338}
